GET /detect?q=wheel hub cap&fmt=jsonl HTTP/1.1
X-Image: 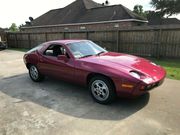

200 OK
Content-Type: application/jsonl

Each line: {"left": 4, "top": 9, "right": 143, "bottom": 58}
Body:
{"left": 30, "top": 66, "right": 38, "bottom": 80}
{"left": 91, "top": 80, "right": 109, "bottom": 101}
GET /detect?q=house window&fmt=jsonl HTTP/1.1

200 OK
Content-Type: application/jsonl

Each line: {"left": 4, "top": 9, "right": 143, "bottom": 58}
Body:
{"left": 64, "top": 27, "right": 69, "bottom": 30}
{"left": 114, "top": 24, "right": 119, "bottom": 28}
{"left": 80, "top": 26, "right": 86, "bottom": 30}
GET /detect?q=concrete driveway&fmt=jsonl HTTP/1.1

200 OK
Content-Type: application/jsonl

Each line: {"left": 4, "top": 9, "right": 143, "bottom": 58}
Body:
{"left": 0, "top": 50, "right": 180, "bottom": 135}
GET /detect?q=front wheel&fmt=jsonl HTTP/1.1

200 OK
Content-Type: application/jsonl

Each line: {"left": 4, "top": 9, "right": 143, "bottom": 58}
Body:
{"left": 29, "top": 65, "right": 44, "bottom": 82}
{"left": 89, "top": 76, "right": 116, "bottom": 104}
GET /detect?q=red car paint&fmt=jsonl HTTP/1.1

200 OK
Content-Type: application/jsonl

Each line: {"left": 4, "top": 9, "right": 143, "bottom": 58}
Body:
{"left": 23, "top": 40, "right": 166, "bottom": 97}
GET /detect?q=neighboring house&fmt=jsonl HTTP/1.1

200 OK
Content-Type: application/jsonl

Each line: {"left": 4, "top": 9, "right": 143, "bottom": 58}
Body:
{"left": 21, "top": 0, "right": 147, "bottom": 32}
{"left": 148, "top": 17, "right": 180, "bottom": 25}
{"left": 0, "top": 28, "right": 5, "bottom": 41}
{"left": 0, "top": 27, "right": 4, "bottom": 33}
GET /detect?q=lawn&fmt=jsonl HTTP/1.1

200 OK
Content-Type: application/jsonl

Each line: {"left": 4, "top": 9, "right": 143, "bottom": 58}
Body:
{"left": 149, "top": 58, "right": 180, "bottom": 80}
{"left": 8, "top": 48, "right": 29, "bottom": 52}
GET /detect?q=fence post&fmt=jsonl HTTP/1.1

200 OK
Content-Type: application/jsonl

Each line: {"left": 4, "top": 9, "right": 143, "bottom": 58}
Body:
{"left": 86, "top": 31, "right": 89, "bottom": 39}
{"left": 28, "top": 33, "right": 31, "bottom": 49}
{"left": 6, "top": 33, "right": 9, "bottom": 47}
{"left": 45, "top": 32, "right": 48, "bottom": 41}
{"left": 156, "top": 29, "right": 162, "bottom": 59}
{"left": 63, "top": 32, "right": 66, "bottom": 39}
{"left": 15, "top": 34, "right": 18, "bottom": 48}
{"left": 117, "top": 30, "right": 120, "bottom": 52}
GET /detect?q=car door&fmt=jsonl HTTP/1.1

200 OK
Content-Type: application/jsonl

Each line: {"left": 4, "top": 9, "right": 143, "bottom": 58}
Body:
{"left": 38, "top": 44, "right": 75, "bottom": 81}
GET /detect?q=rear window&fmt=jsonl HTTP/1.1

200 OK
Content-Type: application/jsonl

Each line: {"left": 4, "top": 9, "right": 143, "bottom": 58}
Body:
{"left": 27, "top": 44, "right": 44, "bottom": 53}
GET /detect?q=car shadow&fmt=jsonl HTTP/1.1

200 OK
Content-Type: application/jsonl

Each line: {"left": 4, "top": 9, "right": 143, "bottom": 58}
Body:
{"left": 0, "top": 73, "right": 150, "bottom": 121}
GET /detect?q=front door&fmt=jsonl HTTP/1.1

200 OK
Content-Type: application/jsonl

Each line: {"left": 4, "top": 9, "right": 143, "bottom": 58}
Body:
{"left": 39, "top": 44, "right": 75, "bottom": 81}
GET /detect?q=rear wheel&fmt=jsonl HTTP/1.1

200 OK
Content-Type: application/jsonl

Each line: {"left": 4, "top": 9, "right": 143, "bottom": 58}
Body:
{"left": 89, "top": 76, "right": 116, "bottom": 104}
{"left": 29, "top": 65, "right": 44, "bottom": 82}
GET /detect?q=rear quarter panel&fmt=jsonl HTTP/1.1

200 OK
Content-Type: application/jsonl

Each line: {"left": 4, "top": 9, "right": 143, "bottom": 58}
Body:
{"left": 24, "top": 51, "right": 39, "bottom": 67}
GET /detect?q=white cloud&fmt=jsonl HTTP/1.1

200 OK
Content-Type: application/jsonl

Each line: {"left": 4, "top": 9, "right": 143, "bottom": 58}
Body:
{"left": 0, "top": 0, "right": 179, "bottom": 28}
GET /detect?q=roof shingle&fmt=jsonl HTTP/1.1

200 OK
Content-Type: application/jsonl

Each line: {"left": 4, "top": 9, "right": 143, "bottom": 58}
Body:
{"left": 30, "top": 0, "right": 146, "bottom": 26}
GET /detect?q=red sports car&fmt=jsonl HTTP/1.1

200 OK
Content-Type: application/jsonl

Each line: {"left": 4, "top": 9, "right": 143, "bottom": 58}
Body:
{"left": 23, "top": 40, "right": 166, "bottom": 104}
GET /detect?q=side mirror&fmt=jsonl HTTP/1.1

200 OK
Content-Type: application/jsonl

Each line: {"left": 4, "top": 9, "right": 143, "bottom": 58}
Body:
{"left": 57, "top": 55, "right": 69, "bottom": 62}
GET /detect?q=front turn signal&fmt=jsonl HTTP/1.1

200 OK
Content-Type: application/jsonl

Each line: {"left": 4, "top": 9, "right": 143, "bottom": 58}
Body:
{"left": 121, "top": 84, "right": 134, "bottom": 89}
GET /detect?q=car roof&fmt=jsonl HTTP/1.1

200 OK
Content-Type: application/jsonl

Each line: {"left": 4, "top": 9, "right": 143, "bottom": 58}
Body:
{"left": 46, "top": 39, "right": 88, "bottom": 45}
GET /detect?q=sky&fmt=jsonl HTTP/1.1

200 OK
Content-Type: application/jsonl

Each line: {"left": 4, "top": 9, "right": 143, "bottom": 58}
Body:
{"left": 0, "top": 0, "right": 180, "bottom": 28}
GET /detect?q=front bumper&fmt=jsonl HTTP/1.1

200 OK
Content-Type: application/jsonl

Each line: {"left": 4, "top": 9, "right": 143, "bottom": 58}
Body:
{"left": 114, "top": 77, "right": 165, "bottom": 98}
{"left": 131, "top": 78, "right": 165, "bottom": 97}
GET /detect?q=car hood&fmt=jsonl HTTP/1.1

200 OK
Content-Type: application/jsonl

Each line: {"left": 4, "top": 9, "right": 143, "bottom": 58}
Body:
{"left": 80, "top": 52, "right": 165, "bottom": 81}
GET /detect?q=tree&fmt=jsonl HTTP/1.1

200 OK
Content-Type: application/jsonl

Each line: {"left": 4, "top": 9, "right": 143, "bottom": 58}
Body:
{"left": 9, "top": 23, "right": 19, "bottom": 32}
{"left": 150, "top": 0, "right": 180, "bottom": 17}
{"left": 133, "top": 5, "right": 147, "bottom": 18}
{"left": 133, "top": 5, "right": 143, "bottom": 14}
{"left": 145, "top": 10, "right": 163, "bottom": 24}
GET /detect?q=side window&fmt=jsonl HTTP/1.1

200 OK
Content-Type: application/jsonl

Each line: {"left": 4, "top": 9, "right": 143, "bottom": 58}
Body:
{"left": 44, "top": 44, "right": 68, "bottom": 57}
{"left": 44, "top": 45, "right": 54, "bottom": 56}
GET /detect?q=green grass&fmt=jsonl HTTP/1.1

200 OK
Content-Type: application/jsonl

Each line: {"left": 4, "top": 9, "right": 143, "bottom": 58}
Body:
{"left": 8, "top": 48, "right": 29, "bottom": 52}
{"left": 148, "top": 58, "right": 180, "bottom": 80}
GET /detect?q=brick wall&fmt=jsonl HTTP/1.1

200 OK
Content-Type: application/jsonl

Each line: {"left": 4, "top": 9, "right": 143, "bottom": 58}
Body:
{"left": 21, "top": 21, "right": 146, "bottom": 33}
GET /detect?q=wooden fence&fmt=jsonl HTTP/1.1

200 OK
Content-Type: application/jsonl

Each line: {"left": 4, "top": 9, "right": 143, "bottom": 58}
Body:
{"left": 6, "top": 27, "right": 180, "bottom": 58}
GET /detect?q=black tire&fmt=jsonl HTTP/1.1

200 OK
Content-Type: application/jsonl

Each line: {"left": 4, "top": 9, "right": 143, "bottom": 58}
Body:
{"left": 88, "top": 75, "right": 116, "bottom": 104}
{"left": 29, "top": 65, "right": 44, "bottom": 82}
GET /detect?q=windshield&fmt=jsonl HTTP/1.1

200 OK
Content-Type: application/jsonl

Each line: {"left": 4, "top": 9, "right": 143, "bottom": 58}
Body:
{"left": 67, "top": 40, "right": 107, "bottom": 58}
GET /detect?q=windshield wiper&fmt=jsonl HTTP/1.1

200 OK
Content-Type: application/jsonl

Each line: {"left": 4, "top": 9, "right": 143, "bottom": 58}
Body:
{"left": 80, "top": 55, "right": 94, "bottom": 58}
{"left": 96, "top": 51, "right": 105, "bottom": 56}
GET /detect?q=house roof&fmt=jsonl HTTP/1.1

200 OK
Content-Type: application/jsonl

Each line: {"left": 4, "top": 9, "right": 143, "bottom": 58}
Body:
{"left": 77, "top": 5, "right": 146, "bottom": 23}
{"left": 0, "top": 28, "right": 4, "bottom": 33}
{"left": 29, "top": 0, "right": 146, "bottom": 27}
{"left": 82, "top": 0, "right": 102, "bottom": 9}
{"left": 148, "top": 18, "right": 180, "bottom": 25}
{"left": 161, "top": 18, "right": 180, "bottom": 25}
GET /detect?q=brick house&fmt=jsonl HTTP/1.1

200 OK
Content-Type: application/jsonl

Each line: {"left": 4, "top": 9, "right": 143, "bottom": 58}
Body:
{"left": 148, "top": 17, "right": 180, "bottom": 25}
{"left": 21, "top": 0, "right": 147, "bottom": 32}
{"left": 0, "top": 28, "right": 6, "bottom": 41}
